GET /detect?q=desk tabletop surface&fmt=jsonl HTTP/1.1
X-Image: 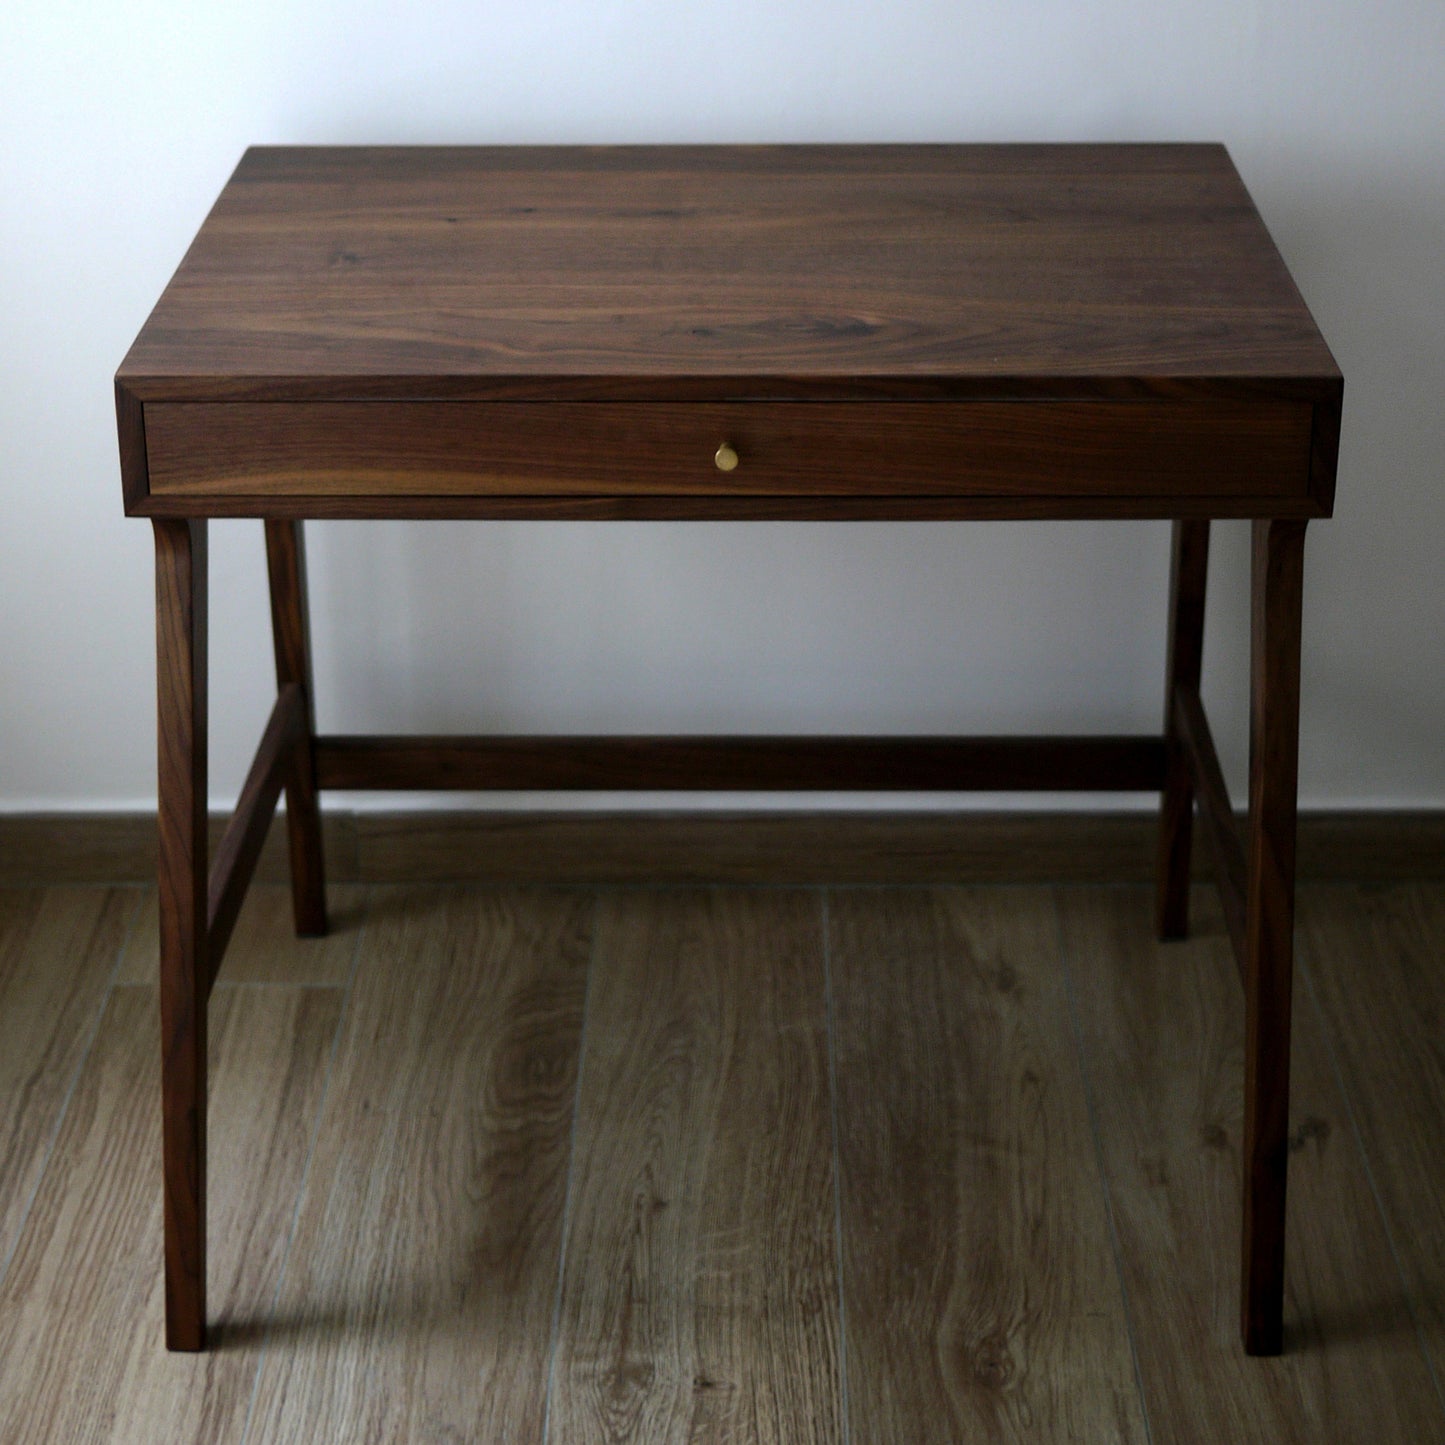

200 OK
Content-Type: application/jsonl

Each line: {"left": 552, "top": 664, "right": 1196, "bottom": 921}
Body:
{"left": 118, "top": 144, "right": 1339, "bottom": 405}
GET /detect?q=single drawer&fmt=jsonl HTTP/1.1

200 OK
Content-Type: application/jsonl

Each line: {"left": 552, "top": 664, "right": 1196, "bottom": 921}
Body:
{"left": 143, "top": 399, "right": 1313, "bottom": 502}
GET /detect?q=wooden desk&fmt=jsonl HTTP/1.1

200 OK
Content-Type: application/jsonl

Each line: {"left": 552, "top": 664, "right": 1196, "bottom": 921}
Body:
{"left": 115, "top": 145, "right": 1342, "bottom": 1357}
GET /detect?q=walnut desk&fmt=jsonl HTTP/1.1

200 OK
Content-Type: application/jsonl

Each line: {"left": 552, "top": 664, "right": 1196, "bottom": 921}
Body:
{"left": 115, "top": 145, "right": 1342, "bottom": 1356}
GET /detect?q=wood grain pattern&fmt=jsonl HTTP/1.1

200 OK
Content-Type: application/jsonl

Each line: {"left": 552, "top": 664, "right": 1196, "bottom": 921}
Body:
{"left": 2, "top": 883, "right": 1445, "bottom": 1436}
{"left": 0, "top": 982, "right": 341, "bottom": 1442}
{"left": 0, "top": 811, "right": 359, "bottom": 887}
{"left": 117, "top": 146, "right": 1341, "bottom": 523}
{"left": 144, "top": 398, "right": 1312, "bottom": 502}
{"left": 550, "top": 888, "right": 842, "bottom": 1444}
{"left": 1242, "top": 517, "right": 1308, "bottom": 1352}
{"left": 0, "top": 888, "right": 137, "bottom": 1272}
{"left": 829, "top": 886, "right": 1147, "bottom": 1443}
{"left": 1058, "top": 885, "right": 1445, "bottom": 1440}
{"left": 246, "top": 887, "right": 590, "bottom": 1443}
{"left": 117, "top": 883, "right": 366, "bottom": 986}
{"left": 117, "top": 145, "right": 1338, "bottom": 402}
{"left": 153, "top": 516, "right": 209, "bottom": 1351}
{"left": 1297, "top": 882, "right": 1445, "bottom": 1381}
{"left": 9, "top": 809, "right": 1444, "bottom": 887}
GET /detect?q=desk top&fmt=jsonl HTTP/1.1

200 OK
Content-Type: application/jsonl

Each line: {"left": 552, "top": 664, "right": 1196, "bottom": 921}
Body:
{"left": 118, "top": 144, "right": 1339, "bottom": 406}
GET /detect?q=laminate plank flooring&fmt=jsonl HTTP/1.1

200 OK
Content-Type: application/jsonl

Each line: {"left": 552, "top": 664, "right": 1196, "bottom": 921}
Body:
{"left": 116, "top": 883, "right": 366, "bottom": 986}
{"left": 1, "top": 879, "right": 1443, "bottom": 1443}
{"left": 245, "top": 887, "right": 592, "bottom": 1444}
{"left": 828, "top": 886, "right": 1147, "bottom": 1444}
{"left": 1057, "top": 884, "right": 1445, "bottom": 1443}
{"left": 1296, "top": 882, "right": 1445, "bottom": 1386}
{"left": 0, "top": 887, "right": 138, "bottom": 1274}
{"left": 0, "top": 984, "right": 342, "bottom": 1441}
{"left": 549, "top": 888, "right": 842, "bottom": 1445}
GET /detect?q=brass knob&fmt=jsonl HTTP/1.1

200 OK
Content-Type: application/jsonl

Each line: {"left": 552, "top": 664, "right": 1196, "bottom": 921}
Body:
{"left": 714, "top": 442, "right": 739, "bottom": 473}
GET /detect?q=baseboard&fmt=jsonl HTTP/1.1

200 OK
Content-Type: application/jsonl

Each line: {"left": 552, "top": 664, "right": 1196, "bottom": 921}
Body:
{"left": 1, "top": 809, "right": 1442, "bottom": 886}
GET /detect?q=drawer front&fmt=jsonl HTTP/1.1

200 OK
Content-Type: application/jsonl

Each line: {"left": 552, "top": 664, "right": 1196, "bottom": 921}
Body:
{"left": 144, "top": 400, "right": 1312, "bottom": 502}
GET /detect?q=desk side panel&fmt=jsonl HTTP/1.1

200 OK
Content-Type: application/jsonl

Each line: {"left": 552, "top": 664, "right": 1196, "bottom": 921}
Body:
{"left": 1307, "top": 380, "right": 1343, "bottom": 518}
{"left": 115, "top": 381, "right": 150, "bottom": 514}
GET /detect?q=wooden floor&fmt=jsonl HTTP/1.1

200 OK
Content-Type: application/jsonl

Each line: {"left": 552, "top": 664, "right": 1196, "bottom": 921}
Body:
{"left": 1, "top": 878, "right": 1442, "bottom": 1443}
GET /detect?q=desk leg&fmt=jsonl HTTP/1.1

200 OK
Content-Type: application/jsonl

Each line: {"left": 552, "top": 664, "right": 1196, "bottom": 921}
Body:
{"left": 1155, "top": 519, "right": 1210, "bottom": 938}
{"left": 265, "top": 520, "right": 327, "bottom": 936}
{"left": 1241, "top": 517, "right": 1306, "bottom": 1355}
{"left": 154, "top": 519, "right": 209, "bottom": 1352}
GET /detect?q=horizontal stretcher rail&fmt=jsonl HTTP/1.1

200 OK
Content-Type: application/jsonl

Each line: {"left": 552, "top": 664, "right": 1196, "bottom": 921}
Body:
{"left": 312, "top": 734, "right": 1168, "bottom": 794}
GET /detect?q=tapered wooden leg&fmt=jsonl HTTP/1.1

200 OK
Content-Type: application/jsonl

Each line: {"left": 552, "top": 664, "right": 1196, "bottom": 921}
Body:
{"left": 1241, "top": 517, "right": 1307, "bottom": 1355}
{"left": 154, "top": 518, "right": 209, "bottom": 1352}
{"left": 265, "top": 519, "right": 327, "bottom": 936}
{"left": 1155, "top": 519, "right": 1210, "bottom": 939}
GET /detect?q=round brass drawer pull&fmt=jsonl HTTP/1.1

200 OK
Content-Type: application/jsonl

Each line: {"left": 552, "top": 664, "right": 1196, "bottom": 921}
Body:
{"left": 714, "top": 442, "right": 739, "bottom": 472}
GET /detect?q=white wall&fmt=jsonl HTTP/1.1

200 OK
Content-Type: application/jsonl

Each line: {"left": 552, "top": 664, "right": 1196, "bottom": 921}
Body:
{"left": 2, "top": 1, "right": 1442, "bottom": 812}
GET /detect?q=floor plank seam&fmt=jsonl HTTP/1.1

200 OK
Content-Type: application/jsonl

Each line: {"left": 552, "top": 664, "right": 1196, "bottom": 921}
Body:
{"left": 0, "top": 886, "right": 147, "bottom": 1299}
{"left": 541, "top": 889, "right": 601, "bottom": 1445}
{"left": 819, "top": 888, "right": 854, "bottom": 1445}
{"left": 1296, "top": 947, "right": 1445, "bottom": 1419}
{"left": 237, "top": 885, "right": 372, "bottom": 1445}
{"left": 1051, "top": 885, "right": 1157, "bottom": 1445}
